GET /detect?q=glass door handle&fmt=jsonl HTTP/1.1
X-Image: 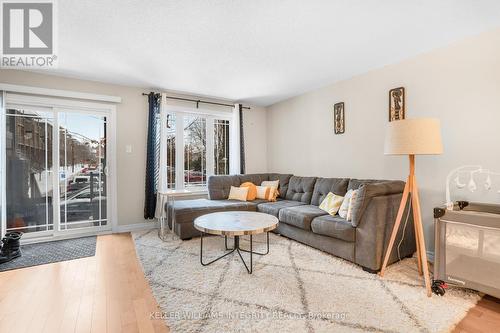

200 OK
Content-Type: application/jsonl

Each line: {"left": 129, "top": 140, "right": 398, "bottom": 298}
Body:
{"left": 104, "top": 166, "right": 109, "bottom": 176}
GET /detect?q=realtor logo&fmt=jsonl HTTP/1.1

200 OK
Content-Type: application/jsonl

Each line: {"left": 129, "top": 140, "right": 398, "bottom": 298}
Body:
{"left": 1, "top": 0, "right": 57, "bottom": 67}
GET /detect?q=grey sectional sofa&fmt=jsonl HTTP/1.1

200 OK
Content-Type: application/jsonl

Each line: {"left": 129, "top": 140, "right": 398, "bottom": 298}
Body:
{"left": 166, "top": 173, "right": 416, "bottom": 272}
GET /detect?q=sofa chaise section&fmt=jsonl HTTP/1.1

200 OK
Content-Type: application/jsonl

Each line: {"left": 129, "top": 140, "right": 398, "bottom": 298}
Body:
{"left": 168, "top": 173, "right": 293, "bottom": 239}
{"left": 166, "top": 199, "right": 256, "bottom": 239}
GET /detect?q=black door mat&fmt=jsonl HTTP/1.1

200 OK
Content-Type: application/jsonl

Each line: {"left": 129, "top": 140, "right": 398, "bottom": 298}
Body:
{"left": 0, "top": 236, "right": 97, "bottom": 272}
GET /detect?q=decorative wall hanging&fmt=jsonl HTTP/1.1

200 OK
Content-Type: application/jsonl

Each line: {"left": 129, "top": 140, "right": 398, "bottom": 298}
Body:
{"left": 389, "top": 87, "right": 405, "bottom": 122}
{"left": 334, "top": 102, "right": 345, "bottom": 134}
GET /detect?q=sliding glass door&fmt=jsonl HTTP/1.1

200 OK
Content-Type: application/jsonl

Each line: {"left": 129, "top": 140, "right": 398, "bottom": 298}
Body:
{"left": 0, "top": 94, "right": 115, "bottom": 240}
{"left": 58, "top": 112, "right": 108, "bottom": 230}
{"left": 5, "top": 107, "right": 54, "bottom": 235}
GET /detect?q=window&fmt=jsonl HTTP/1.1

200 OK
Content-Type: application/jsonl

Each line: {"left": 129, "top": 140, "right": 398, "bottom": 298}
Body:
{"left": 165, "top": 111, "right": 231, "bottom": 190}
{"left": 184, "top": 116, "right": 206, "bottom": 188}
{"left": 214, "top": 119, "right": 230, "bottom": 175}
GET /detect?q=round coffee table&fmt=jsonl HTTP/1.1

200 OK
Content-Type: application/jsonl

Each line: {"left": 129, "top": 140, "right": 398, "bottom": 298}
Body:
{"left": 194, "top": 211, "right": 279, "bottom": 274}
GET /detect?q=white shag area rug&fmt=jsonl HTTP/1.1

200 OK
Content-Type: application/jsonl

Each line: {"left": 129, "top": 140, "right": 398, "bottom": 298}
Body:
{"left": 132, "top": 230, "right": 479, "bottom": 333}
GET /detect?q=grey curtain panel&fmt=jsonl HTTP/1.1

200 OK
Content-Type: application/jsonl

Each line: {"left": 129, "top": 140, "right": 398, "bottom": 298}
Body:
{"left": 144, "top": 92, "right": 161, "bottom": 219}
{"left": 238, "top": 103, "right": 246, "bottom": 174}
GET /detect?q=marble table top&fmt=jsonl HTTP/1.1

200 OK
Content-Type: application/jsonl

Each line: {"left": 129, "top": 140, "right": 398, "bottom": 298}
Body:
{"left": 194, "top": 211, "right": 279, "bottom": 236}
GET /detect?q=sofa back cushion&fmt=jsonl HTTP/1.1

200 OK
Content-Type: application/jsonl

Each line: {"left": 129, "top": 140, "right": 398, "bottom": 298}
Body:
{"left": 348, "top": 179, "right": 390, "bottom": 191}
{"left": 311, "top": 177, "right": 349, "bottom": 206}
{"left": 268, "top": 173, "right": 293, "bottom": 199}
{"left": 238, "top": 173, "right": 269, "bottom": 186}
{"left": 207, "top": 175, "right": 241, "bottom": 200}
{"left": 349, "top": 180, "right": 405, "bottom": 227}
{"left": 285, "top": 176, "right": 317, "bottom": 203}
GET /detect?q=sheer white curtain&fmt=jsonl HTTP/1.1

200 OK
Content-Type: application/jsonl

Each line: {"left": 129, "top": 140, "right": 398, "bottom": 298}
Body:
{"left": 158, "top": 93, "right": 169, "bottom": 192}
{"left": 229, "top": 103, "right": 241, "bottom": 175}
{"left": 154, "top": 93, "right": 168, "bottom": 218}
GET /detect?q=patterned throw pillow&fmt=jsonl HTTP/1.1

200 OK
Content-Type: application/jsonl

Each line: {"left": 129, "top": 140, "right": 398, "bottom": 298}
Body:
{"left": 319, "top": 192, "right": 344, "bottom": 216}
{"left": 339, "top": 189, "right": 354, "bottom": 219}
{"left": 255, "top": 186, "right": 278, "bottom": 201}
{"left": 228, "top": 186, "right": 249, "bottom": 201}
{"left": 240, "top": 182, "right": 257, "bottom": 201}
{"left": 346, "top": 189, "right": 359, "bottom": 221}
{"left": 261, "top": 180, "right": 279, "bottom": 201}
{"left": 261, "top": 180, "right": 279, "bottom": 188}
{"left": 256, "top": 186, "right": 271, "bottom": 200}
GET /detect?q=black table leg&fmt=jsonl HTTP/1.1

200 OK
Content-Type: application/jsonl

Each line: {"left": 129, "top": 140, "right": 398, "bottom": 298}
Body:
{"left": 235, "top": 235, "right": 253, "bottom": 274}
{"left": 200, "top": 232, "right": 235, "bottom": 266}
{"left": 199, "top": 232, "right": 270, "bottom": 274}
{"left": 224, "top": 235, "right": 233, "bottom": 250}
{"left": 237, "top": 232, "right": 270, "bottom": 255}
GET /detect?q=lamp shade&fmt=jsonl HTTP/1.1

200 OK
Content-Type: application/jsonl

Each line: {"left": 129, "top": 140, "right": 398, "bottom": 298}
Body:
{"left": 384, "top": 118, "right": 443, "bottom": 155}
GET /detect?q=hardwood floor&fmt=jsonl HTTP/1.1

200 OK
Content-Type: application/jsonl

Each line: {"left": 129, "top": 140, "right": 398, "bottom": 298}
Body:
{"left": 454, "top": 295, "right": 500, "bottom": 333}
{"left": 0, "top": 232, "right": 498, "bottom": 333}
{"left": 0, "top": 233, "right": 169, "bottom": 333}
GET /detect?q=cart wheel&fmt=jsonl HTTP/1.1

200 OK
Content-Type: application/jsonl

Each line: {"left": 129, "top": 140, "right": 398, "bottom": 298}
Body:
{"left": 432, "top": 280, "right": 447, "bottom": 296}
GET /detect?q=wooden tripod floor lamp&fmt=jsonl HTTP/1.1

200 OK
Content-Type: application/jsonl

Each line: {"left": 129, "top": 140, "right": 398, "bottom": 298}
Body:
{"left": 379, "top": 118, "right": 443, "bottom": 297}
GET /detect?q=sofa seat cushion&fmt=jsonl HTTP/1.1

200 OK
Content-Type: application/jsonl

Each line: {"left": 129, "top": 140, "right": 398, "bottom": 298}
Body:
{"left": 256, "top": 200, "right": 306, "bottom": 217}
{"left": 167, "top": 199, "right": 256, "bottom": 225}
{"left": 278, "top": 205, "right": 328, "bottom": 230}
{"left": 311, "top": 215, "right": 356, "bottom": 242}
{"left": 250, "top": 198, "right": 269, "bottom": 205}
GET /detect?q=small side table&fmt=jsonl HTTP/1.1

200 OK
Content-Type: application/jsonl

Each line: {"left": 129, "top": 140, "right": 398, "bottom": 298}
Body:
{"left": 156, "top": 189, "right": 208, "bottom": 241}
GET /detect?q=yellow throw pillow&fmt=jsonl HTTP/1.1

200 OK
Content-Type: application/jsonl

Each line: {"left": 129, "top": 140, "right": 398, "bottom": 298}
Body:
{"left": 319, "top": 192, "right": 344, "bottom": 216}
{"left": 240, "top": 182, "right": 257, "bottom": 201}
{"left": 228, "top": 186, "right": 248, "bottom": 201}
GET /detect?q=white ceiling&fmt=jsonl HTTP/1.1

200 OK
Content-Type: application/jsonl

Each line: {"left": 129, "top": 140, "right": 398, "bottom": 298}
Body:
{"left": 45, "top": 0, "right": 500, "bottom": 106}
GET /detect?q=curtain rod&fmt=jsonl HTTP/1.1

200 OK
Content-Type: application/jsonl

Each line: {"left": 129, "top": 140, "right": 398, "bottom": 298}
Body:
{"left": 142, "top": 93, "right": 250, "bottom": 109}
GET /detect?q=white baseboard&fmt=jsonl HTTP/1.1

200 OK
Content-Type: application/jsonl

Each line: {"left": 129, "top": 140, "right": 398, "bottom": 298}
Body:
{"left": 21, "top": 221, "right": 158, "bottom": 245}
{"left": 21, "top": 228, "right": 113, "bottom": 245}
{"left": 17, "top": 222, "right": 157, "bottom": 245}
{"left": 114, "top": 221, "right": 158, "bottom": 233}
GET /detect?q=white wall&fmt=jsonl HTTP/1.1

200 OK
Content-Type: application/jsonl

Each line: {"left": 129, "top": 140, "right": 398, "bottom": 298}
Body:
{"left": 266, "top": 28, "right": 500, "bottom": 252}
{"left": 242, "top": 105, "right": 268, "bottom": 173}
{"left": 0, "top": 70, "right": 267, "bottom": 226}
